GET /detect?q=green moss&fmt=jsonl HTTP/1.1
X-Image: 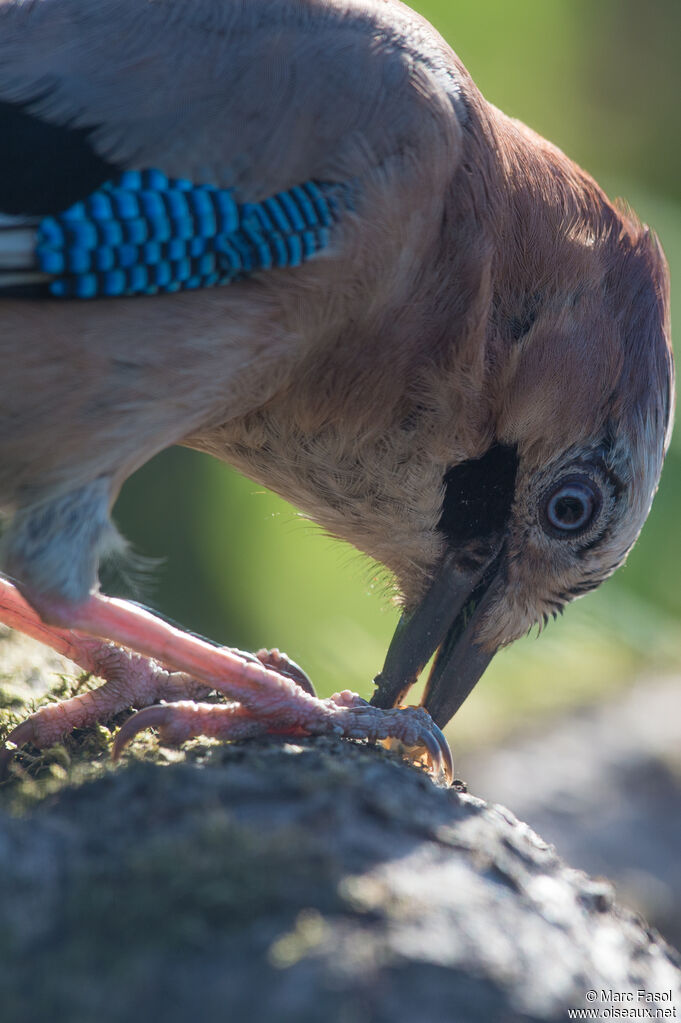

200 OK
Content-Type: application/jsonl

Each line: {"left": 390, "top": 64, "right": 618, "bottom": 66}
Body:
{"left": 68, "top": 814, "right": 339, "bottom": 955}
{"left": 0, "top": 744, "right": 376, "bottom": 1021}
{"left": 0, "top": 673, "right": 115, "bottom": 808}
{"left": 0, "top": 662, "right": 226, "bottom": 811}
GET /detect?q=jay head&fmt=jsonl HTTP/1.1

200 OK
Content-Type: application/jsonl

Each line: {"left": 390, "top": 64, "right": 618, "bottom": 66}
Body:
{"left": 0, "top": 0, "right": 674, "bottom": 759}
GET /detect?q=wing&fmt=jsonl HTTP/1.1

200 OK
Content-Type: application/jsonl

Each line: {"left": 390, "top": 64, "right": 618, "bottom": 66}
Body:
{"left": 0, "top": 0, "right": 465, "bottom": 297}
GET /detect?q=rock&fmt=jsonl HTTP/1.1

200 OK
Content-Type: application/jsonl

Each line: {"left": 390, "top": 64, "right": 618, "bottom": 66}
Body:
{"left": 1, "top": 632, "right": 679, "bottom": 1022}
{"left": 460, "top": 676, "right": 681, "bottom": 949}
{"left": 0, "top": 739, "right": 679, "bottom": 1022}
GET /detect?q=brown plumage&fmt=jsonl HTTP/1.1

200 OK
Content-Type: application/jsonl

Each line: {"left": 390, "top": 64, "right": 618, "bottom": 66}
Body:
{"left": 0, "top": 0, "right": 673, "bottom": 777}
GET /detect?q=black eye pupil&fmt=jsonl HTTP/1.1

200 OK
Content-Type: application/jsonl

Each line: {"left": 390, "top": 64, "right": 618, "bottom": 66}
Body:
{"left": 552, "top": 495, "right": 587, "bottom": 525}
{"left": 543, "top": 478, "right": 600, "bottom": 536}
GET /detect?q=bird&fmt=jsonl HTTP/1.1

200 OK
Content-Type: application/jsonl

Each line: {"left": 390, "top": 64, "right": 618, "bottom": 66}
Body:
{"left": 0, "top": 0, "right": 673, "bottom": 783}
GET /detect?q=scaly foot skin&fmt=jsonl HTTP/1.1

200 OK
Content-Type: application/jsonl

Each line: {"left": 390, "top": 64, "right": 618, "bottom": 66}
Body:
{"left": 0, "top": 578, "right": 453, "bottom": 784}
{"left": 111, "top": 691, "right": 453, "bottom": 785}
{"left": 2, "top": 643, "right": 211, "bottom": 755}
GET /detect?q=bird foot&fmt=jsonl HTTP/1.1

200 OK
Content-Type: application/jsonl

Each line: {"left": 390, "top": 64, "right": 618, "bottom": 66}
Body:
{"left": 1, "top": 643, "right": 211, "bottom": 755}
{"left": 111, "top": 691, "right": 453, "bottom": 784}
{"left": 0, "top": 578, "right": 452, "bottom": 784}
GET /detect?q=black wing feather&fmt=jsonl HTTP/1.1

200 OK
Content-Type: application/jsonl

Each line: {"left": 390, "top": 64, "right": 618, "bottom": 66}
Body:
{"left": 1, "top": 98, "right": 120, "bottom": 216}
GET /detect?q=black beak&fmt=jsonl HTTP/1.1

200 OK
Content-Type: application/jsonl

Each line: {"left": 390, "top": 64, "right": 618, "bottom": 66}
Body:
{"left": 371, "top": 546, "right": 503, "bottom": 728}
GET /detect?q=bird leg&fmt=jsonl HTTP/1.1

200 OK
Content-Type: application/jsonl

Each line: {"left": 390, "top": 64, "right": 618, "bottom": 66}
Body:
{"left": 0, "top": 578, "right": 453, "bottom": 783}
{"left": 0, "top": 579, "right": 314, "bottom": 749}
{"left": 0, "top": 579, "right": 214, "bottom": 754}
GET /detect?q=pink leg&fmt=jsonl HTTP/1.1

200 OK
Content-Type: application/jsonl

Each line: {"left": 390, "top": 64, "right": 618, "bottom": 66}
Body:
{"left": 112, "top": 691, "right": 453, "bottom": 785}
{"left": 0, "top": 579, "right": 212, "bottom": 753}
{"left": 0, "top": 578, "right": 453, "bottom": 784}
{"left": 0, "top": 581, "right": 307, "bottom": 750}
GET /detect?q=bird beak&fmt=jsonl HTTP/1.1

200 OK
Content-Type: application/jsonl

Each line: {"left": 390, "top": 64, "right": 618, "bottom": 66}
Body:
{"left": 371, "top": 546, "right": 503, "bottom": 728}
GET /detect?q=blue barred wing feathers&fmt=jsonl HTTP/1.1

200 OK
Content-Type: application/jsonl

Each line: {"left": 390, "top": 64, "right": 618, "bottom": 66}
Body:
{"left": 33, "top": 170, "right": 350, "bottom": 298}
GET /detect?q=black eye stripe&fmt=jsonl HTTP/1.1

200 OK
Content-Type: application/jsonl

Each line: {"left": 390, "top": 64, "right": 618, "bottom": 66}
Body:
{"left": 438, "top": 443, "right": 518, "bottom": 546}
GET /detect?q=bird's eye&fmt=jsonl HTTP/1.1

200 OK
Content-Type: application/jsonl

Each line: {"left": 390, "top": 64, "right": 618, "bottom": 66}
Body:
{"left": 541, "top": 476, "right": 601, "bottom": 538}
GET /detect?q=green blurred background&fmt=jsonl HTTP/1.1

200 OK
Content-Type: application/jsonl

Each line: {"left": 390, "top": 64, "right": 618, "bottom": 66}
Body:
{"left": 112, "top": 0, "right": 681, "bottom": 752}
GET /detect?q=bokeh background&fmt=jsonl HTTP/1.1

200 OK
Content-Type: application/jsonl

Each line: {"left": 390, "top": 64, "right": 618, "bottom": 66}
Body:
{"left": 111, "top": 1, "right": 681, "bottom": 940}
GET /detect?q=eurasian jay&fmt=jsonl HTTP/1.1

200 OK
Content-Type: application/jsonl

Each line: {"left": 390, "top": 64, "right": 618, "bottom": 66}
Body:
{"left": 0, "top": 0, "right": 674, "bottom": 782}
